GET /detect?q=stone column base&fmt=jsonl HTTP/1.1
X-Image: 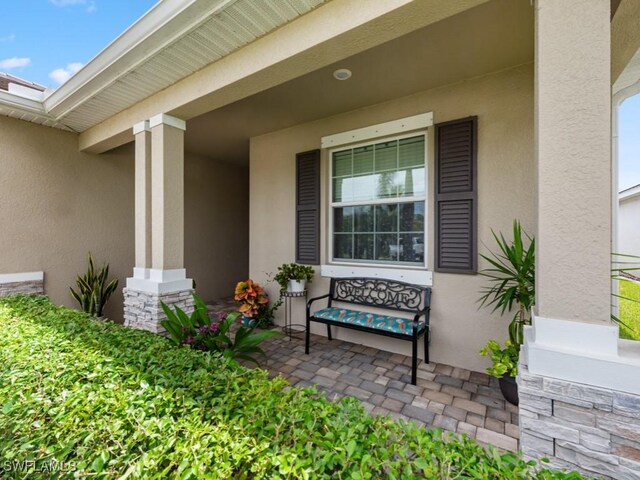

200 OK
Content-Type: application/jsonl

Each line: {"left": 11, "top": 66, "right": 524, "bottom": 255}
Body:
{"left": 0, "top": 272, "right": 44, "bottom": 297}
{"left": 518, "top": 363, "right": 640, "bottom": 479}
{"left": 123, "top": 287, "right": 194, "bottom": 334}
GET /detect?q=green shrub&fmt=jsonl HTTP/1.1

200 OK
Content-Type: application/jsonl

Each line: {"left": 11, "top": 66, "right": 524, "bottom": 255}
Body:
{"left": 479, "top": 339, "right": 519, "bottom": 378}
{"left": 0, "top": 295, "right": 584, "bottom": 479}
{"left": 619, "top": 279, "right": 640, "bottom": 340}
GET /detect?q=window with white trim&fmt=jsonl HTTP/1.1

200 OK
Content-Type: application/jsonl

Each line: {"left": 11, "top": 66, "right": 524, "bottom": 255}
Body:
{"left": 330, "top": 133, "right": 427, "bottom": 267}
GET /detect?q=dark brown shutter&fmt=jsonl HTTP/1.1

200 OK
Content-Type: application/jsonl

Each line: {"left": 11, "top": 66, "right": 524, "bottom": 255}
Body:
{"left": 296, "top": 149, "right": 320, "bottom": 265}
{"left": 435, "top": 117, "right": 477, "bottom": 273}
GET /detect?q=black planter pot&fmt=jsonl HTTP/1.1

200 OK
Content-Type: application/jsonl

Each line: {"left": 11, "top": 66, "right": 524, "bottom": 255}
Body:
{"left": 499, "top": 374, "right": 519, "bottom": 406}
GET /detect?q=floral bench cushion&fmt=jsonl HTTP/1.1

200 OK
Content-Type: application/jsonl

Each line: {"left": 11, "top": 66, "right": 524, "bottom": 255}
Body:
{"left": 313, "top": 307, "right": 426, "bottom": 336}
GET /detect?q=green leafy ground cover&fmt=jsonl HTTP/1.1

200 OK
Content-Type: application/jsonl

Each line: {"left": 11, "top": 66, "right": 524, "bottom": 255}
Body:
{"left": 620, "top": 280, "right": 640, "bottom": 341}
{"left": 0, "top": 295, "right": 584, "bottom": 479}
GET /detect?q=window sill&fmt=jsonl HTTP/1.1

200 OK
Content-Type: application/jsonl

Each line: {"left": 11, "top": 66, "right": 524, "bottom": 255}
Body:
{"left": 320, "top": 264, "right": 433, "bottom": 286}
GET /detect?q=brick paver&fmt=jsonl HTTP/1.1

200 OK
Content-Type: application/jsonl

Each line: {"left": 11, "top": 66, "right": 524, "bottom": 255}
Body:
{"left": 207, "top": 298, "right": 520, "bottom": 451}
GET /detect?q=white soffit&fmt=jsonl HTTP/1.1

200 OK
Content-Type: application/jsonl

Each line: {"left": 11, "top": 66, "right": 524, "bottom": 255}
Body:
{"left": 0, "top": 0, "right": 328, "bottom": 132}
{"left": 48, "top": 0, "right": 328, "bottom": 132}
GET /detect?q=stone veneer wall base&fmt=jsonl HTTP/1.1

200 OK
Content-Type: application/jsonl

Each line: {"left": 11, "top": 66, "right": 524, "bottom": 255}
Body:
{"left": 0, "top": 280, "right": 44, "bottom": 297}
{"left": 123, "top": 287, "right": 194, "bottom": 334}
{"left": 518, "top": 363, "right": 640, "bottom": 480}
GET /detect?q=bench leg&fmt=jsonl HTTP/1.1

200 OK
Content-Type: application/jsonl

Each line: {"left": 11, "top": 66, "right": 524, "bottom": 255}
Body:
{"left": 305, "top": 318, "right": 310, "bottom": 355}
{"left": 327, "top": 324, "right": 332, "bottom": 341}
{"left": 411, "top": 334, "right": 418, "bottom": 385}
{"left": 424, "top": 330, "right": 429, "bottom": 364}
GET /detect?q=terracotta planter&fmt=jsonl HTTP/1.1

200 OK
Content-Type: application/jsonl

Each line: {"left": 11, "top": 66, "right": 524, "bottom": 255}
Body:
{"left": 499, "top": 374, "right": 519, "bottom": 406}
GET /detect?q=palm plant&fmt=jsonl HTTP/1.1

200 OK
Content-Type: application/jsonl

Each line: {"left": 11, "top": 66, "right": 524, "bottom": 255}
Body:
{"left": 478, "top": 220, "right": 535, "bottom": 347}
{"left": 70, "top": 253, "right": 118, "bottom": 317}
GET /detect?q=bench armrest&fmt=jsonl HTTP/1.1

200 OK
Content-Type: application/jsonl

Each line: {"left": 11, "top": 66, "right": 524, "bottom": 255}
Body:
{"left": 413, "top": 306, "right": 431, "bottom": 327}
{"left": 306, "top": 293, "right": 331, "bottom": 312}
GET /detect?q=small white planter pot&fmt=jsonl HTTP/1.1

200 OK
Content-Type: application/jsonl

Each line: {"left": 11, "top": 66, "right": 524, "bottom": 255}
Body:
{"left": 288, "top": 279, "right": 306, "bottom": 292}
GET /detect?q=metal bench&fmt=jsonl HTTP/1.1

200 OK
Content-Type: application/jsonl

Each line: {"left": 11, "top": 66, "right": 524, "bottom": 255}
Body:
{"left": 305, "top": 277, "right": 431, "bottom": 385}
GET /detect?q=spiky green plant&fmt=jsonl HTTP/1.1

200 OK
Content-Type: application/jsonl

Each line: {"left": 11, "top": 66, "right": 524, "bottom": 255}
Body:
{"left": 161, "top": 293, "right": 279, "bottom": 365}
{"left": 478, "top": 220, "right": 535, "bottom": 347}
{"left": 69, "top": 253, "right": 118, "bottom": 317}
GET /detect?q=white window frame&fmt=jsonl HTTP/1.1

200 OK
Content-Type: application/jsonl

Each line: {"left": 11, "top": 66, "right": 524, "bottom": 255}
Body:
{"left": 327, "top": 131, "right": 429, "bottom": 270}
{"left": 321, "top": 113, "right": 434, "bottom": 285}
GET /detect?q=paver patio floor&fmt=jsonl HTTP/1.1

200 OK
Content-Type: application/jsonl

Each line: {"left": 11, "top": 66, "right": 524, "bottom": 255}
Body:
{"left": 207, "top": 297, "right": 520, "bottom": 452}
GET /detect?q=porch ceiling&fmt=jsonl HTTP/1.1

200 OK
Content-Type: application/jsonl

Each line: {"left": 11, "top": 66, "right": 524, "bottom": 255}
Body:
{"left": 184, "top": 0, "right": 533, "bottom": 165}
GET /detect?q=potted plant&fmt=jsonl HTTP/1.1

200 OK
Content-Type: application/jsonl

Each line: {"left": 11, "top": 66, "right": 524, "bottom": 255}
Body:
{"left": 274, "top": 263, "right": 314, "bottom": 292}
{"left": 479, "top": 340, "right": 520, "bottom": 405}
{"left": 478, "top": 220, "right": 535, "bottom": 405}
{"left": 234, "top": 279, "right": 269, "bottom": 327}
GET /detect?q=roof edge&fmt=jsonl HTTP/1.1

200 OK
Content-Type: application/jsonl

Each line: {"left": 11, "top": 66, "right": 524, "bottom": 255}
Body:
{"left": 44, "top": 0, "right": 237, "bottom": 117}
{"left": 620, "top": 183, "right": 640, "bottom": 201}
{"left": 0, "top": 90, "right": 48, "bottom": 116}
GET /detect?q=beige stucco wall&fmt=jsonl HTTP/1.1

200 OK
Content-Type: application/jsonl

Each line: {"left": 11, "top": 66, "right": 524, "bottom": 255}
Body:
{"left": 184, "top": 154, "right": 249, "bottom": 302}
{"left": 619, "top": 194, "right": 640, "bottom": 257}
{"left": 249, "top": 63, "right": 534, "bottom": 372}
{"left": 0, "top": 115, "right": 135, "bottom": 320}
{"left": 0, "top": 115, "right": 248, "bottom": 320}
{"left": 535, "top": 0, "right": 612, "bottom": 325}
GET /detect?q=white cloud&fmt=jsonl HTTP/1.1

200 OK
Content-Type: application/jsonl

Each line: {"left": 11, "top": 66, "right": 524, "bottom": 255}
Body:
{"left": 49, "top": 62, "right": 84, "bottom": 86}
{"left": 49, "top": 0, "right": 96, "bottom": 12}
{"left": 0, "top": 57, "right": 31, "bottom": 69}
{"left": 0, "top": 34, "right": 16, "bottom": 43}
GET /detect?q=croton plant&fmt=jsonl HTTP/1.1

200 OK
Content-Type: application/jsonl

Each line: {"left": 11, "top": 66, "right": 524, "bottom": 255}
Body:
{"left": 234, "top": 279, "right": 269, "bottom": 318}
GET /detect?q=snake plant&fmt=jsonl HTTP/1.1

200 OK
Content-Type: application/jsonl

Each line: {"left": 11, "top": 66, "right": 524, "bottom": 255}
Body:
{"left": 70, "top": 253, "right": 118, "bottom": 317}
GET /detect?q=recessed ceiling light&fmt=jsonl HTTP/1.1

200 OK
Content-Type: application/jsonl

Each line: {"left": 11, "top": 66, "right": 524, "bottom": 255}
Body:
{"left": 333, "top": 68, "right": 352, "bottom": 81}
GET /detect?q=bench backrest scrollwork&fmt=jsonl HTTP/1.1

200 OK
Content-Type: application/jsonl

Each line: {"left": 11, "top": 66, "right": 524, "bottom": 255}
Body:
{"left": 329, "top": 277, "right": 430, "bottom": 314}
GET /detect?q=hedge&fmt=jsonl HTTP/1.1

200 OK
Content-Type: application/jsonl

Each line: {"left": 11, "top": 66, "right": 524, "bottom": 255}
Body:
{"left": 0, "top": 295, "right": 584, "bottom": 479}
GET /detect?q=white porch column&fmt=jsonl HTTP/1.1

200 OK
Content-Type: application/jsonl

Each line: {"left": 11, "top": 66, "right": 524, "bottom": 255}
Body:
{"left": 124, "top": 114, "right": 193, "bottom": 333}
{"left": 150, "top": 113, "right": 186, "bottom": 271}
{"left": 520, "top": 2, "right": 640, "bottom": 477}
{"left": 133, "top": 120, "right": 152, "bottom": 277}
{"left": 528, "top": 0, "right": 618, "bottom": 382}
{"left": 535, "top": 0, "right": 611, "bottom": 326}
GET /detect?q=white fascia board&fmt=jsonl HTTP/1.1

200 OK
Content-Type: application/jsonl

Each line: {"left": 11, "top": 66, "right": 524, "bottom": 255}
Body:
{"left": 619, "top": 184, "right": 640, "bottom": 202}
{"left": 8, "top": 84, "right": 45, "bottom": 101}
{"left": 0, "top": 90, "right": 48, "bottom": 116}
{"left": 321, "top": 113, "right": 433, "bottom": 149}
{"left": 44, "top": 0, "right": 238, "bottom": 118}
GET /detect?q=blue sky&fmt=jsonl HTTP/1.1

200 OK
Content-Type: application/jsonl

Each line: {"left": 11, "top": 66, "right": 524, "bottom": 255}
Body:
{"left": 0, "top": 0, "right": 157, "bottom": 88}
{"left": 1, "top": 0, "right": 639, "bottom": 189}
